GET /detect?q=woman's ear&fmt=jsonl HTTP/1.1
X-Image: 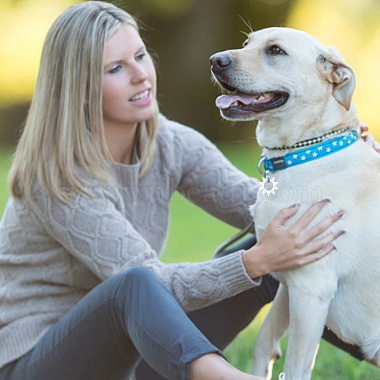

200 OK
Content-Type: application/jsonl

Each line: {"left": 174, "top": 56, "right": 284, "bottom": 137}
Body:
{"left": 316, "top": 46, "right": 356, "bottom": 111}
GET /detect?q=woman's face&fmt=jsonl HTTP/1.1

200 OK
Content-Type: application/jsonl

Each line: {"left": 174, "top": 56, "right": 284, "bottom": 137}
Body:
{"left": 102, "top": 24, "right": 157, "bottom": 131}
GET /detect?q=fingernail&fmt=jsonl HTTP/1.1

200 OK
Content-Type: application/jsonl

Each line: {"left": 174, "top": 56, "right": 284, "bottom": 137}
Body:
{"left": 322, "top": 198, "right": 330, "bottom": 203}
{"left": 290, "top": 203, "right": 298, "bottom": 208}
{"left": 338, "top": 230, "right": 345, "bottom": 235}
{"left": 337, "top": 211, "right": 344, "bottom": 218}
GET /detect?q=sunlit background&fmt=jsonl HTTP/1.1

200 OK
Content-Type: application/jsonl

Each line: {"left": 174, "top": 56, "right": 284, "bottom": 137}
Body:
{"left": 0, "top": 0, "right": 379, "bottom": 146}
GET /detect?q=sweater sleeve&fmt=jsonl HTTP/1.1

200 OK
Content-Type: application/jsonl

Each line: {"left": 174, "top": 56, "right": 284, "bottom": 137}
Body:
{"left": 31, "top": 186, "right": 259, "bottom": 312}
{"left": 173, "top": 125, "right": 259, "bottom": 230}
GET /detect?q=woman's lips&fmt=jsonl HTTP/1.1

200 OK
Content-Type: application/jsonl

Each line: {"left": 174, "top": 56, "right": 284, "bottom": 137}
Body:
{"left": 129, "top": 89, "right": 151, "bottom": 106}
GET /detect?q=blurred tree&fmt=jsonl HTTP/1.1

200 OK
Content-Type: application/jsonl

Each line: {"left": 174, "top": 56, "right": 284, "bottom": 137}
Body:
{"left": 0, "top": 0, "right": 297, "bottom": 145}
{"left": 4, "top": 0, "right": 379, "bottom": 145}
{"left": 115, "top": 0, "right": 298, "bottom": 142}
{"left": 287, "top": 0, "right": 380, "bottom": 145}
{"left": 0, "top": 0, "right": 77, "bottom": 145}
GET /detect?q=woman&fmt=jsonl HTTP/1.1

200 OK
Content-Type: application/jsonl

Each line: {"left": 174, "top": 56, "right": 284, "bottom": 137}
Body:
{"left": 0, "top": 2, "right": 364, "bottom": 379}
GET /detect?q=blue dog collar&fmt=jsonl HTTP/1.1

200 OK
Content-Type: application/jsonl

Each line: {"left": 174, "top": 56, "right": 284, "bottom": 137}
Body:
{"left": 259, "top": 130, "right": 358, "bottom": 174}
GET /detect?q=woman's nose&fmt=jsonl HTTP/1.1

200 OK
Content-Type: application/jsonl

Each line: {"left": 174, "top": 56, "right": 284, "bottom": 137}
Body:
{"left": 131, "top": 64, "right": 148, "bottom": 84}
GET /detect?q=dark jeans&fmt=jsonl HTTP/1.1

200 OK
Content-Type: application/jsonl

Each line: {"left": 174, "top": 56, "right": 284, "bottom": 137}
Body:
{"left": 0, "top": 267, "right": 224, "bottom": 380}
{"left": 136, "top": 235, "right": 365, "bottom": 379}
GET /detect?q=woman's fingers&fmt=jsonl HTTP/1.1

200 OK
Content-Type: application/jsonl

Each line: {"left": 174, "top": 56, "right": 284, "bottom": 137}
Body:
{"left": 362, "top": 132, "right": 380, "bottom": 151}
{"left": 304, "top": 209, "right": 343, "bottom": 241}
{"left": 302, "top": 242, "right": 336, "bottom": 265}
{"left": 360, "top": 122, "right": 380, "bottom": 152}
{"left": 291, "top": 199, "right": 330, "bottom": 232}
{"left": 289, "top": 231, "right": 341, "bottom": 268}
{"left": 360, "top": 122, "right": 369, "bottom": 133}
{"left": 244, "top": 200, "right": 345, "bottom": 277}
{"left": 308, "top": 229, "right": 343, "bottom": 254}
{"left": 271, "top": 203, "right": 299, "bottom": 226}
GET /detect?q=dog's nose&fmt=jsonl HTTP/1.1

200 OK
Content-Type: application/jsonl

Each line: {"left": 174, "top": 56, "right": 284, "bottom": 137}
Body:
{"left": 209, "top": 53, "right": 232, "bottom": 73}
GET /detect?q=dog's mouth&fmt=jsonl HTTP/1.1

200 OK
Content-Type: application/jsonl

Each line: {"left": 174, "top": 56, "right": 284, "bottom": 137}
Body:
{"left": 215, "top": 82, "right": 289, "bottom": 119}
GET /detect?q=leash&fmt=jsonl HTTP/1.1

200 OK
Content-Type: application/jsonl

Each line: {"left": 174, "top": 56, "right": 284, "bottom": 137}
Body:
{"left": 213, "top": 220, "right": 254, "bottom": 256}
{"left": 258, "top": 130, "right": 358, "bottom": 176}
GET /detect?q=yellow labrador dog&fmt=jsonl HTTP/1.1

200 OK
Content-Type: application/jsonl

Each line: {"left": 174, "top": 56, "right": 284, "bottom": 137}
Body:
{"left": 210, "top": 27, "right": 380, "bottom": 379}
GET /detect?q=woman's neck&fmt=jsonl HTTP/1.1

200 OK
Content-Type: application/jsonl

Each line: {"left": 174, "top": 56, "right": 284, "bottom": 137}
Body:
{"left": 104, "top": 123, "right": 138, "bottom": 165}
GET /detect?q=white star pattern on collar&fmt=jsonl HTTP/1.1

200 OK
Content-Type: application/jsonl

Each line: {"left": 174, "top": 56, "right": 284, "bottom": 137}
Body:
{"left": 261, "top": 130, "right": 358, "bottom": 173}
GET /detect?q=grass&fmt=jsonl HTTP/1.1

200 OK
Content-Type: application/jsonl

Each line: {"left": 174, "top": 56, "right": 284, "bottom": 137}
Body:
{"left": 0, "top": 147, "right": 12, "bottom": 214}
{"left": 0, "top": 144, "right": 378, "bottom": 379}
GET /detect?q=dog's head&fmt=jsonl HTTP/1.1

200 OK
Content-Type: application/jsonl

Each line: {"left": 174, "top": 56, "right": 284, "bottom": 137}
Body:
{"left": 210, "top": 27, "right": 358, "bottom": 148}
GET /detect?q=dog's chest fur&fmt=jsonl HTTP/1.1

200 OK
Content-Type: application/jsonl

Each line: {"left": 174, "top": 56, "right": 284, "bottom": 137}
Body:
{"left": 251, "top": 139, "right": 380, "bottom": 345}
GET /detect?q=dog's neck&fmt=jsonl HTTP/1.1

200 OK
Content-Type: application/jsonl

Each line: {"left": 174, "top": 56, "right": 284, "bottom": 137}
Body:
{"left": 259, "top": 129, "right": 358, "bottom": 174}
{"left": 256, "top": 101, "right": 360, "bottom": 157}
{"left": 263, "top": 128, "right": 351, "bottom": 151}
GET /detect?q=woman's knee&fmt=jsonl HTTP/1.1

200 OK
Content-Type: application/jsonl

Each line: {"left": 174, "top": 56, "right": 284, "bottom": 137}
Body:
{"left": 121, "top": 266, "right": 158, "bottom": 287}
{"left": 114, "top": 267, "right": 163, "bottom": 302}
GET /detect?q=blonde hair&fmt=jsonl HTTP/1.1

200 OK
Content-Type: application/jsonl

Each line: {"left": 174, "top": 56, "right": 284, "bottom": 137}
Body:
{"left": 9, "top": 1, "right": 158, "bottom": 204}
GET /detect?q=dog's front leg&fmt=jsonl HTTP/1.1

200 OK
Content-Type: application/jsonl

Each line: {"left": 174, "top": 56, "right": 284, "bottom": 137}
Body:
{"left": 283, "top": 287, "right": 332, "bottom": 380}
{"left": 252, "top": 283, "right": 289, "bottom": 379}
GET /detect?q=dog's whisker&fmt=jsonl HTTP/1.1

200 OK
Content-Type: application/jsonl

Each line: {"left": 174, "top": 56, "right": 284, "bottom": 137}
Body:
{"left": 238, "top": 15, "right": 254, "bottom": 34}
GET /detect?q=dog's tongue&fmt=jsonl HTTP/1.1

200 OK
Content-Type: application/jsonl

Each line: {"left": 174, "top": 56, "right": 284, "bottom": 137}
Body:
{"left": 215, "top": 93, "right": 256, "bottom": 110}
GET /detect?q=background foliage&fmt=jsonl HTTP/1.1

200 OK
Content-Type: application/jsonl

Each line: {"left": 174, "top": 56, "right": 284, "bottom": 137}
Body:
{"left": 0, "top": 0, "right": 379, "bottom": 147}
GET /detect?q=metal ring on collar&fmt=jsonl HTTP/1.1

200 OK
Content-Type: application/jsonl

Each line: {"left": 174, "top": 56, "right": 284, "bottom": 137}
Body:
{"left": 258, "top": 156, "right": 267, "bottom": 176}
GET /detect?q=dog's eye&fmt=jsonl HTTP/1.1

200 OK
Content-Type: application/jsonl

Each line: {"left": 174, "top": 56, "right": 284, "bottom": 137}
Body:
{"left": 243, "top": 39, "right": 249, "bottom": 48}
{"left": 267, "top": 45, "right": 287, "bottom": 55}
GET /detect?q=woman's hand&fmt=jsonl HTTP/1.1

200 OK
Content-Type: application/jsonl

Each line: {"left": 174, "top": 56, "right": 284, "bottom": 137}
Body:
{"left": 360, "top": 122, "right": 380, "bottom": 152}
{"left": 242, "top": 200, "right": 344, "bottom": 279}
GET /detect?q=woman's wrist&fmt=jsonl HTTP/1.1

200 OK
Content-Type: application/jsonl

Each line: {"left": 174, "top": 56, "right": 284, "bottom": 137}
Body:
{"left": 242, "top": 246, "right": 267, "bottom": 280}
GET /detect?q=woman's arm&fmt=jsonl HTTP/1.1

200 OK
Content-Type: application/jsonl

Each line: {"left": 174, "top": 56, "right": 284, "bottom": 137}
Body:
{"left": 174, "top": 126, "right": 258, "bottom": 230}
{"left": 31, "top": 185, "right": 256, "bottom": 312}
{"left": 31, "top": 184, "right": 341, "bottom": 312}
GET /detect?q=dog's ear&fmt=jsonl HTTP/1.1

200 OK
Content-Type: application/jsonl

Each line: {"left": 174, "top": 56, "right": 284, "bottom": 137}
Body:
{"left": 316, "top": 46, "right": 356, "bottom": 111}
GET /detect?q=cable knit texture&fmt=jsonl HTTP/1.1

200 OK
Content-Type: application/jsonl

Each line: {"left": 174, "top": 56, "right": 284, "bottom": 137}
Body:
{"left": 0, "top": 115, "right": 260, "bottom": 369}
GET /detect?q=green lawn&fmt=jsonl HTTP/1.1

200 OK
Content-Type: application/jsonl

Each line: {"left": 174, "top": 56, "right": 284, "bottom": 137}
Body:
{"left": 0, "top": 144, "right": 378, "bottom": 379}
{"left": 0, "top": 147, "right": 12, "bottom": 214}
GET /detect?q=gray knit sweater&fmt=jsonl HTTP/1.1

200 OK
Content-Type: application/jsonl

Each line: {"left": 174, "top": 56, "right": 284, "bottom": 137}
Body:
{"left": 0, "top": 114, "right": 260, "bottom": 369}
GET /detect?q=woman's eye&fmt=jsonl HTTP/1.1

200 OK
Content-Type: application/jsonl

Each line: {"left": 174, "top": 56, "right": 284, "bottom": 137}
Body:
{"left": 136, "top": 53, "right": 146, "bottom": 61}
{"left": 109, "top": 65, "right": 122, "bottom": 74}
{"left": 267, "top": 45, "right": 287, "bottom": 55}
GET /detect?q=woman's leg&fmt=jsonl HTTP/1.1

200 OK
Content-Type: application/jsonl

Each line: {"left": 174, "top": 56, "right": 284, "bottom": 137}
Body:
{"left": 135, "top": 236, "right": 277, "bottom": 380}
{"left": 135, "top": 274, "right": 279, "bottom": 380}
{"left": 135, "top": 235, "right": 365, "bottom": 380}
{"left": 0, "top": 267, "right": 224, "bottom": 380}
